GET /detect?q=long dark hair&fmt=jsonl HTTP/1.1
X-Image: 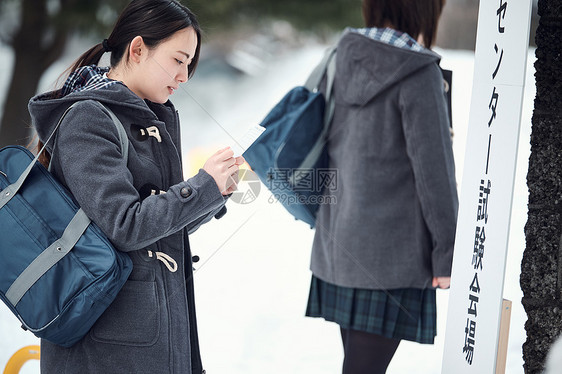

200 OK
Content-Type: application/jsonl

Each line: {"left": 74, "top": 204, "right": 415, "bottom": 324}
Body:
{"left": 362, "top": 0, "right": 446, "bottom": 48}
{"left": 37, "top": 0, "right": 201, "bottom": 166}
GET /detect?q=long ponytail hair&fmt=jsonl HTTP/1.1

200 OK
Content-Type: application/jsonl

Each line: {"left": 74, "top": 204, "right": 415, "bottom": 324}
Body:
{"left": 37, "top": 0, "right": 201, "bottom": 166}
{"left": 70, "top": 0, "right": 201, "bottom": 77}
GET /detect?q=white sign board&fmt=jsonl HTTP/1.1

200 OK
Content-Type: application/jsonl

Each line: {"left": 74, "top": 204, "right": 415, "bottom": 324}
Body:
{"left": 442, "top": 1, "right": 532, "bottom": 373}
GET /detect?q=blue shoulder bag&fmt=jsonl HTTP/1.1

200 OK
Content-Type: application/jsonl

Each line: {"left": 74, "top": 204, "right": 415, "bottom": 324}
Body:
{"left": 0, "top": 101, "right": 133, "bottom": 347}
{"left": 243, "top": 47, "right": 337, "bottom": 228}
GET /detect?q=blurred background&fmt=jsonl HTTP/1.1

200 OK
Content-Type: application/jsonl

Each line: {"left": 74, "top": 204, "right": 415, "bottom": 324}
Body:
{"left": 0, "top": 0, "right": 540, "bottom": 373}
{"left": 0, "top": 0, "right": 538, "bottom": 148}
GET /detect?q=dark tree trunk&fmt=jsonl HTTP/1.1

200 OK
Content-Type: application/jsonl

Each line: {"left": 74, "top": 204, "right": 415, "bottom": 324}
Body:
{"left": 0, "top": 42, "right": 49, "bottom": 147}
{"left": 521, "top": 0, "right": 562, "bottom": 373}
{"left": 0, "top": 0, "right": 67, "bottom": 148}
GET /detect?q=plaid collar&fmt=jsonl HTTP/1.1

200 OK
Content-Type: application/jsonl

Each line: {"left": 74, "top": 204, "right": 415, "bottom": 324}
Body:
{"left": 349, "top": 27, "right": 424, "bottom": 52}
{"left": 61, "top": 65, "right": 119, "bottom": 96}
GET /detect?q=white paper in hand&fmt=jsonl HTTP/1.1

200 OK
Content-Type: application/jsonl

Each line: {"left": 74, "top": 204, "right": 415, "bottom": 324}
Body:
{"left": 231, "top": 125, "right": 266, "bottom": 157}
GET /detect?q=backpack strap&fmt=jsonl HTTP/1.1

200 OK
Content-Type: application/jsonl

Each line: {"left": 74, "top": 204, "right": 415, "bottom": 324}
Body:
{"left": 288, "top": 48, "right": 337, "bottom": 187}
{"left": 304, "top": 45, "right": 337, "bottom": 94}
{"left": 304, "top": 46, "right": 337, "bottom": 127}
{"left": 48, "top": 101, "right": 129, "bottom": 170}
{"left": 1, "top": 101, "right": 128, "bottom": 306}
{"left": 0, "top": 103, "right": 75, "bottom": 210}
{"left": 0, "top": 101, "right": 128, "bottom": 210}
{"left": 323, "top": 50, "right": 337, "bottom": 130}
{"left": 93, "top": 101, "right": 129, "bottom": 163}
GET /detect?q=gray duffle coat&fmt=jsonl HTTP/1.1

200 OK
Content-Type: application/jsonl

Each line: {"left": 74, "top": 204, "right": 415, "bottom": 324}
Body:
{"left": 29, "top": 76, "right": 226, "bottom": 373}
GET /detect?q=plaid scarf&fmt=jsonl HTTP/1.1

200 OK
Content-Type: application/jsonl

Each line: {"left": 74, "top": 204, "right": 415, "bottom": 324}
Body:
{"left": 61, "top": 65, "right": 119, "bottom": 97}
{"left": 349, "top": 27, "right": 424, "bottom": 52}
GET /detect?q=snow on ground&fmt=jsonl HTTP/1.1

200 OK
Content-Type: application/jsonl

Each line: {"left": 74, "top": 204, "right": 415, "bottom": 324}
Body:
{"left": 0, "top": 39, "right": 536, "bottom": 373}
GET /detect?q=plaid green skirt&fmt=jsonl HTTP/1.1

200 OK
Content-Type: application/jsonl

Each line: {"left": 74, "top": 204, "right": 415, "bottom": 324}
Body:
{"left": 306, "top": 275, "right": 437, "bottom": 344}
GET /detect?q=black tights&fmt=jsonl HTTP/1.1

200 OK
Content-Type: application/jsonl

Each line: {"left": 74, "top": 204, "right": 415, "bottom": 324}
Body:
{"left": 340, "top": 327, "right": 401, "bottom": 374}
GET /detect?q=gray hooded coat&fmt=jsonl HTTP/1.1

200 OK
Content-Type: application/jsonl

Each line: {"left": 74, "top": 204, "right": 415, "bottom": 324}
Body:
{"left": 29, "top": 74, "right": 226, "bottom": 373}
{"left": 310, "top": 32, "right": 458, "bottom": 290}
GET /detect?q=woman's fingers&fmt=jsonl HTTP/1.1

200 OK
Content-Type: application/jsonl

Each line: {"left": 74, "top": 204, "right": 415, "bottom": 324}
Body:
{"left": 235, "top": 155, "right": 245, "bottom": 166}
{"left": 433, "top": 276, "right": 451, "bottom": 289}
{"left": 216, "top": 147, "right": 234, "bottom": 161}
{"left": 202, "top": 148, "right": 247, "bottom": 195}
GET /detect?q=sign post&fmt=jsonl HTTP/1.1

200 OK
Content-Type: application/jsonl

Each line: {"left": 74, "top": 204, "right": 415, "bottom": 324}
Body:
{"left": 441, "top": 1, "right": 533, "bottom": 373}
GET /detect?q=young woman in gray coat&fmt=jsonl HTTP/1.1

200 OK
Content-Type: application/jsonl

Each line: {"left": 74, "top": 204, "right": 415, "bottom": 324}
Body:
{"left": 306, "top": 1, "right": 458, "bottom": 373}
{"left": 28, "top": 1, "right": 243, "bottom": 373}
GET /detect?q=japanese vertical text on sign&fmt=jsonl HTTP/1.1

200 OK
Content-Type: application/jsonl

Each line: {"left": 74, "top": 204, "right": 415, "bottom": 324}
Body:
{"left": 442, "top": 1, "right": 532, "bottom": 373}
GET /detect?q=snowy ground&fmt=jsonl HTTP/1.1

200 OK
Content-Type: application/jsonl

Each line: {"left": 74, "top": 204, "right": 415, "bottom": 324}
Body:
{"left": 0, "top": 38, "right": 536, "bottom": 373}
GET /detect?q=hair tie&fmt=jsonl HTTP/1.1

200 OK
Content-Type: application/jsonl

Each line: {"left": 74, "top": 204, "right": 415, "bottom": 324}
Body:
{"left": 102, "top": 39, "right": 111, "bottom": 53}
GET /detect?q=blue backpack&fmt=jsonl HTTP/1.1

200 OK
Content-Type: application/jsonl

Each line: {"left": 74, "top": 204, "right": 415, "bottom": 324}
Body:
{"left": 0, "top": 101, "right": 133, "bottom": 347}
{"left": 243, "top": 48, "right": 337, "bottom": 228}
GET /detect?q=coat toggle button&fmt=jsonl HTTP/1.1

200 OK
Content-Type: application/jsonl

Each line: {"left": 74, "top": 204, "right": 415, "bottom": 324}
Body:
{"left": 180, "top": 187, "right": 192, "bottom": 198}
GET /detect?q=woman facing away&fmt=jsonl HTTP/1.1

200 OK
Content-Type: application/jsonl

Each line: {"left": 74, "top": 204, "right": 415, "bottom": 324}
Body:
{"left": 306, "top": 0, "right": 458, "bottom": 373}
{"left": 28, "top": 0, "right": 244, "bottom": 373}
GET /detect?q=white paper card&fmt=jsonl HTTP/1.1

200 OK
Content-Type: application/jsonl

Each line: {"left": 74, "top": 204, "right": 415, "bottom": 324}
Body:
{"left": 231, "top": 125, "right": 266, "bottom": 157}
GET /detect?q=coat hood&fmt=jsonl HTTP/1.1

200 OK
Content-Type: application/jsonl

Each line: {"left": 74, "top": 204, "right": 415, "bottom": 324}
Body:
{"left": 335, "top": 31, "right": 441, "bottom": 106}
{"left": 28, "top": 66, "right": 169, "bottom": 145}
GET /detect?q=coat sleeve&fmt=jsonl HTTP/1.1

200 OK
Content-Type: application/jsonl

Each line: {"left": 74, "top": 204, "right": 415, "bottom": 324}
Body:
{"left": 399, "top": 64, "right": 459, "bottom": 278}
{"left": 185, "top": 205, "right": 228, "bottom": 235}
{"left": 52, "top": 100, "right": 227, "bottom": 252}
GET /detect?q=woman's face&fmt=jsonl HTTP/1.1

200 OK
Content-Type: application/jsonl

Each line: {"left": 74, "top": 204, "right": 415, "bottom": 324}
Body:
{"left": 131, "top": 27, "right": 198, "bottom": 104}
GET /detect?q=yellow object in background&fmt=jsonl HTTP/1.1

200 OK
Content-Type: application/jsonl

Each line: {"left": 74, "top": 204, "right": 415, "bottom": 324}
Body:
{"left": 185, "top": 147, "right": 214, "bottom": 178}
{"left": 3, "top": 345, "right": 40, "bottom": 374}
{"left": 185, "top": 146, "right": 250, "bottom": 179}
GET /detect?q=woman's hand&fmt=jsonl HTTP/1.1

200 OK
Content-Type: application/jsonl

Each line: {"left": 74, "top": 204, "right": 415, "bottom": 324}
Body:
{"left": 432, "top": 276, "right": 451, "bottom": 289}
{"left": 222, "top": 155, "right": 246, "bottom": 195}
{"left": 203, "top": 148, "right": 245, "bottom": 195}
